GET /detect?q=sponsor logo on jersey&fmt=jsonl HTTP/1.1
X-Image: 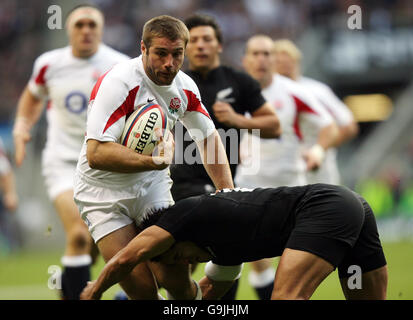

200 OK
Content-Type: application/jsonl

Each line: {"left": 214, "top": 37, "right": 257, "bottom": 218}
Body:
{"left": 168, "top": 97, "right": 181, "bottom": 114}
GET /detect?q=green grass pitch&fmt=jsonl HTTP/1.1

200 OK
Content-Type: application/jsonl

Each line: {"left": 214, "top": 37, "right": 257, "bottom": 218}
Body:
{"left": 0, "top": 241, "right": 412, "bottom": 300}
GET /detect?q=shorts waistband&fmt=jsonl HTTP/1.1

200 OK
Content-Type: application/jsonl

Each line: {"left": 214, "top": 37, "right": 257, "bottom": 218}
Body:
{"left": 75, "top": 170, "right": 138, "bottom": 188}
{"left": 75, "top": 169, "right": 170, "bottom": 188}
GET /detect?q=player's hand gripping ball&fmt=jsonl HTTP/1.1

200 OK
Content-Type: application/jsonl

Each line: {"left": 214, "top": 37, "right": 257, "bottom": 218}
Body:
{"left": 121, "top": 103, "right": 169, "bottom": 155}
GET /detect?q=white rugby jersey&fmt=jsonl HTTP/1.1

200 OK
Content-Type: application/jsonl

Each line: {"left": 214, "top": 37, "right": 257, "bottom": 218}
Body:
{"left": 76, "top": 56, "right": 215, "bottom": 185}
{"left": 0, "top": 138, "right": 11, "bottom": 176}
{"left": 28, "top": 44, "right": 130, "bottom": 161}
{"left": 235, "top": 74, "right": 333, "bottom": 188}
{"left": 298, "top": 76, "right": 355, "bottom": 184}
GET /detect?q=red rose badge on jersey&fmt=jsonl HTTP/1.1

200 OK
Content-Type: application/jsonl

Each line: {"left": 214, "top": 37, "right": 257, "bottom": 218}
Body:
{"left": 169, "top": 97, "right": 181, "bottom": 114}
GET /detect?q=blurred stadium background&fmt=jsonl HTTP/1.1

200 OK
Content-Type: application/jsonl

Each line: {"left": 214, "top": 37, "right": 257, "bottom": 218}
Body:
{"left": 0, "top": 0, "right": 412, "bottom": 299}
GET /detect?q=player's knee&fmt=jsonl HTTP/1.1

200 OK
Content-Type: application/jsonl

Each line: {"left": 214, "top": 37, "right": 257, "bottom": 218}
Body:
{"left": 120, "top": 281, "right": 157, "bottom": 300}
{"left": 271, "top": 287, "right": 307, "bottom": 300}
{"left": 272, "top": 280, "right": 310, "bottom": 300}
{"left": 68, "top": 224, "right": 91, "bottom": 250}
{"left": 364, "top": 265, "right": 388, "bottom": 299}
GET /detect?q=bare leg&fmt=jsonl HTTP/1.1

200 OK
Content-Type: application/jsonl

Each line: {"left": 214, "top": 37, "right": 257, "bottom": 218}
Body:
{"left": 55, "top": 190, "right": 94, "bottom": 299}
{"left": 340, "top": 265, "right": 387, "bottom": 300}
{"left": 54, "top": 190, "right": 92, "bottom": 257}
{"left": 97, "top": 223, "right": 158, "bottom": 299}
{"left": 272, "top": 248, "right": 334, "bottom": 300}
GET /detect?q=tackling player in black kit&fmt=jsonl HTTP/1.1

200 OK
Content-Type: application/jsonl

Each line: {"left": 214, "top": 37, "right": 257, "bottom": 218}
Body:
{"left": 81, "top": 184, "right": 387, "bottom": 300}
{"left": 171, "top": 13, "right": 280, "bottom": 300}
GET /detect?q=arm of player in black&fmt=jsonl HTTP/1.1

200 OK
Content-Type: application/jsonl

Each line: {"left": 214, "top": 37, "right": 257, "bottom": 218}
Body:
{"left": 212, "top": 101, "right": 281, "bottom": 139}
{"left": 80, "top": 226, "right": 175, "bottom": 300}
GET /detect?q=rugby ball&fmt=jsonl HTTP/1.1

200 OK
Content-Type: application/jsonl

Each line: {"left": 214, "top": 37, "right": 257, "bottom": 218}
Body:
{"left": 121, "top": 103, "right": 168, "bottom": 155}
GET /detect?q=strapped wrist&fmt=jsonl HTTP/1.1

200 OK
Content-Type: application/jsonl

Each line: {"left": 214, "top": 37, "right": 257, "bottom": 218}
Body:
{"left": 310, "top": 144, "right": 325, "bottom": 163}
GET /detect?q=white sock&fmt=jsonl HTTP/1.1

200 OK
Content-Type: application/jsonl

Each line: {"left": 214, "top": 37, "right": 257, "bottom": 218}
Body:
{"left": 61, "top": 254, "right": 92, "bottom": 267}
{"left": 248, "top": 267, "right": 276, "bottom": 288}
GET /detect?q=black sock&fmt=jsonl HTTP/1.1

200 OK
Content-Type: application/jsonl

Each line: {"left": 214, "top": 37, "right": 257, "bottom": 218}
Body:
{"left": 61, "top": 265, "right": 91, "bottom": 300}
{"left": 255, "top": 282, "right": 274, "bottom": 300}
{"left": 60, "top": 255, "right": 92, "bottom": 300}
{"left": 220, "top": 279, "right": 239, "bottom": 300}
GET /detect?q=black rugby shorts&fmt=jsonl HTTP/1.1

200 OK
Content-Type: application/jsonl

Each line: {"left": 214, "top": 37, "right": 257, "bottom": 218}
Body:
{"left": 285, "top": 184, "right": 386, "bottom": 277}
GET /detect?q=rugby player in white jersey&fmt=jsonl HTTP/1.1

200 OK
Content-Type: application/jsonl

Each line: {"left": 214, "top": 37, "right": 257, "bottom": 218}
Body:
{"left": 273, "top": 39, "right": 358, "bottom": 184}
{"left": 73, "top": 15, "right": 234, "bottom": 300}
{"left": 0, "top": 137, "right": 19, "bottom": 249}
{"left": 0, "top": 137, "right": 18, "bottom": 213}
{"left": 12, "top": 5, "right": 129, "bottom": 299}
{"left": 235, "top": 35, "right": 339, "bottom": 299}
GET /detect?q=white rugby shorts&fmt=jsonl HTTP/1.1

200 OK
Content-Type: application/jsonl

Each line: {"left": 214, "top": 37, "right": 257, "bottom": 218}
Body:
{"left": 73, "top": 170, "right": 174, "bottom": 243}
{"left": 42, "top": 152, "right": 77, "bottom": 201}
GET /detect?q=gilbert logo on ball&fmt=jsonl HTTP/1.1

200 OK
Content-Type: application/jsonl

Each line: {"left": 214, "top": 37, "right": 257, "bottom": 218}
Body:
{"left": 121, "top": 103, "right": 168, "bottom": 155}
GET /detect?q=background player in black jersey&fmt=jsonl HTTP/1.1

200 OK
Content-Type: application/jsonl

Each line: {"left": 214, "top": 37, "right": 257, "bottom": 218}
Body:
{"left": 171, "top": 13, "right": 280, "bottom": 200}
{"left": 80, "top": 184, "right": 388, "bottom": 300}
{"left": 170, "top": 13, "right": 280, "bottom": 299}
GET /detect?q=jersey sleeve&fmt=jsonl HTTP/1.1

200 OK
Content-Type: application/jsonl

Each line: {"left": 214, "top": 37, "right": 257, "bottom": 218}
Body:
{"left": 237, "top": 71, "right": 266, "bottom": 113}
{"left": 27, "top": 53, "right": 50, "bottom": 100}
{"left": 86, "top": 70, "right": 139, "bottom": 143}
{"left": 180, "top": 80, "right": 216, "bottom": 142}
{"left": 315, "top": 85, "right": 354, "bottom": 126}
{"left": 293, "top": 85, "right": 334, "bottom": 130}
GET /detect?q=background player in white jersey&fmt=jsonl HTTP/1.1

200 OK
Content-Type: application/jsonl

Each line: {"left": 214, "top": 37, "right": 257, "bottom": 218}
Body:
{"left": 273, "top": 39, "right": 359, "bottom": 184}
{"left": 0, "top": 138, "right": 18, "bottom": 214}
{"left": 0, "top": 137, "right": 19, "bottom": 251}
{"left": 73, "top": 15, "right": 234, "bottom": 300}
{"left": 12, "top": 5, "right": 129, "bottom": 299}
{"left": 235, "top": 35, "right": 338, "bottom": 299}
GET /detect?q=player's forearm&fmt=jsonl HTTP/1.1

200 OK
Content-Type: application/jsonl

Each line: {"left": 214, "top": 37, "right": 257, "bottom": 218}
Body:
{"left": 199, "top": 131, "right": 234, "bottom": 190}
{"left": 91, "top": 228, "right": 174, "bottom": 299}
{"left": 236, "top": 115, "right": 281, "bottom": 139}
{"left": 91, "top": 249, "right": 139, "bottom": 299}
{"left": 316, "top": 123, "right": 339, "bottom": 150}
{"left": 0, "top": 171, "right": 16, "bottom": 197}
{"left": 87, "top": 140, "right": 166, "bottom": 173}
{"left": 334, "top": 122, "right": 359, "bottom": 146}
{"left": 15, "top": 86, "right": 44, "bottom": 127}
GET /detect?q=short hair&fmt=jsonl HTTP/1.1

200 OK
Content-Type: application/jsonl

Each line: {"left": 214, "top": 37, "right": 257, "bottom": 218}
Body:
{"left": 245, "top": 34, "right": 274, "bottom": 53}
{"left": 184, "top": 13, "right": 223, "bottom": 44}
{"left": 273, "top": 39, "right": 302, "bottom": 62}
{"left": 65, "top": 3, "right": 103, "bottom": 22}
{"left": 142, "top": 15, "right": 190, "bottom": 49}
